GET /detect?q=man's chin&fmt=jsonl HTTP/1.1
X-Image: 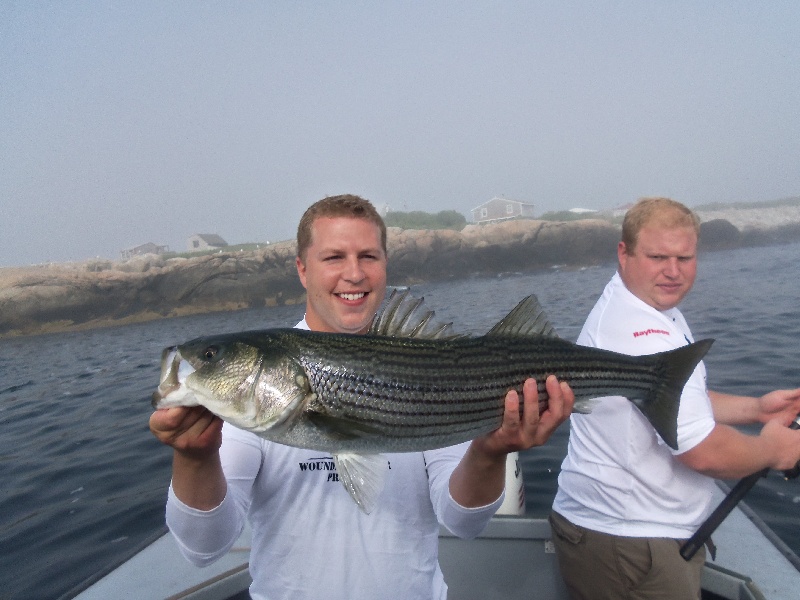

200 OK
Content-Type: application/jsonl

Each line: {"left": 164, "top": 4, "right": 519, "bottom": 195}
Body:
{"left": 335, "top": 316, "right": 373, "bottom": 335}
{"left": 654, "top": 294, "right": 684, "bottom": 311}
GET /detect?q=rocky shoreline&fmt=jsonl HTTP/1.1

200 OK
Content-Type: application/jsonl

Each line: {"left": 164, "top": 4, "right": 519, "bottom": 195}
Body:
{"left": 2, "top": 212, "right": 799, "bottom": 338}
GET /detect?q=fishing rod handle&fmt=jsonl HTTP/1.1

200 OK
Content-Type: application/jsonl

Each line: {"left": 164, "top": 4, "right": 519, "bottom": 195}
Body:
{"left": 783, "top": 414, "right": 800, "bottom": 479}
{"left": 679, "top": 469, "right": 767, "bottom": 561}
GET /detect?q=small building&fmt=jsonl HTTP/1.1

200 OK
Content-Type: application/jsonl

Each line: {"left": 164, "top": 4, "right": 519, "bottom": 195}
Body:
{"left": 187, "top": 234, "right": 228, "bottom": 252}
{"left": 470, "top": 197, "right": 536, "bottom": 224}
{"left": 120, "top": 242, "right": 169, "bottom": 260}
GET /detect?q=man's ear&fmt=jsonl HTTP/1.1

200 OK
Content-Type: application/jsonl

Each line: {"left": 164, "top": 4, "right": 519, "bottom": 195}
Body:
{"left": 617, "top": 241, "right": 628, "bottom": 269}
{"left": 296, "top": 256, "right": 308, "bottom": 289}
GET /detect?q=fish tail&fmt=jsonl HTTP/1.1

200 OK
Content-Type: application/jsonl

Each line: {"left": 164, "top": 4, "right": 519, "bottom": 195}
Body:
{"left": 633, "top": 339, "right": 714, "bottom": 450}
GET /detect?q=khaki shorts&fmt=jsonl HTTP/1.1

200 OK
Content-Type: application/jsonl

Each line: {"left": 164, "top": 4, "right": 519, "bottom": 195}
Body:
{"left": 548, "top": 510, "right": 705, "bottom": 600}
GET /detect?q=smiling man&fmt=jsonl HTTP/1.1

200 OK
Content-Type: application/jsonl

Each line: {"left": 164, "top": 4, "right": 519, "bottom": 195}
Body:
{"left": 150, "top": 193, "right": 574, "bottom": 600}
{"left": 295, "top": 198, "right": 388, "bottom": 334}
{"left": 550, "top": 197, "right": 800, "bottom": 600}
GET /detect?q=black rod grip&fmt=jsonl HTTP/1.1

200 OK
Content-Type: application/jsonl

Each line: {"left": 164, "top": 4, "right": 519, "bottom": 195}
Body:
{"left": 679, "top": 468, "right": 767, "bottom": 561}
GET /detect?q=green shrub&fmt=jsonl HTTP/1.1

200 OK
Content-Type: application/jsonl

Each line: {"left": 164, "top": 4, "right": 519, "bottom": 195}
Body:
{"left": 384, "top": 209, "right": 467, "bottom": 230}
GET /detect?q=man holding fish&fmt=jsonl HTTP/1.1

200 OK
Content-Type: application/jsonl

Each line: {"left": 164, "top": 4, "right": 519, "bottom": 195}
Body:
{"left": 150, "top": 194, "right": 575, "bottom": 600}
{"left": 550, "top": 197, "right": 800, "bottom": 600}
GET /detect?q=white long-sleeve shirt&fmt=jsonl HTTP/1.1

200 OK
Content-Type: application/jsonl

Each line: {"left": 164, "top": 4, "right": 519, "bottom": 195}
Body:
{"left": 166, "top": 319, "right": 502, "bottom": 600}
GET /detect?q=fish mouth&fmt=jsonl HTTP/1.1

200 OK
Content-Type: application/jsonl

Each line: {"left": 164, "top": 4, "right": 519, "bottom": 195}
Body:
{"left": 152, "top": 346, "right": 182, "bottom": 408}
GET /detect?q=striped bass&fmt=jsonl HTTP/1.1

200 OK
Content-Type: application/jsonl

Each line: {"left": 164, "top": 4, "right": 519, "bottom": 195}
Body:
{"left": 153, "top": 291, "right": 712, "bottom": 512}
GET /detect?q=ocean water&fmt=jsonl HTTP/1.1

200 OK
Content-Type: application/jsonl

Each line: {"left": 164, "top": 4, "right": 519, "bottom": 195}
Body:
{"left": 2, "top": 242, "right": 799, "bottom": 600}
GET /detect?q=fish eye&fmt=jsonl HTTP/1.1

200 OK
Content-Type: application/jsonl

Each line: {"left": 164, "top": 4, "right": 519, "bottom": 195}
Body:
{"left": 202, "top": 345, "right": 220, "bottom": 361}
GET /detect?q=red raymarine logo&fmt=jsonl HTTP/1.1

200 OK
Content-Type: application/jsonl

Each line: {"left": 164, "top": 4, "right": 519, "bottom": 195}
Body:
{"left": 633, "top": 328, "right": 670, "bottom": 338}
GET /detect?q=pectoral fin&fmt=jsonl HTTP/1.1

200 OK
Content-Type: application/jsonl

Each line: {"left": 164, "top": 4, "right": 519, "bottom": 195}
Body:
{"left": 307, "top": 413, "right": 385, "bottom": 440}
{"left": 333, "top": 453, "right": 389, "bottom": 515}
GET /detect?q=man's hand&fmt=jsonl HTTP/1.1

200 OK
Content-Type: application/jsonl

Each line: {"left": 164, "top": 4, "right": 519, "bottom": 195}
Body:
{"left": 150, "top": 406, "right": 227, "bottom": 510}
{"left": 757, "top": 388, "right": 800, "bottom": 425}
{"left": 470, "top": 375, "right": 575, "bottom": 459}
{"left": 150, "top": 406, "right": 224, "bottom": 458}
{"left": 449, "top": 375, "right": 574, "bottom": 508}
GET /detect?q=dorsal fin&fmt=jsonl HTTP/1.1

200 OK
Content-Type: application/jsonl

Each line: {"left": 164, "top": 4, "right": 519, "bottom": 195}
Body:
{"left": 486, "top": 294, "right": 559, "bottom": 338}
{"left": 369, "top": 289, "right": 465, "bottom": 340}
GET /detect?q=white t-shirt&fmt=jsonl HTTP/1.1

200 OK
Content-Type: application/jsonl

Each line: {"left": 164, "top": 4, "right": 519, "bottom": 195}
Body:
{"left": 552, "top": 273, "right": 717, "bottom": 538}
{"left": 166, "top": 319, "right": 502, "bottom": 600}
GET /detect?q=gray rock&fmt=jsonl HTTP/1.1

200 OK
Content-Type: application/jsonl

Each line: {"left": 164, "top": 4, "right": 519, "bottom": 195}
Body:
{"left": 1, "top": 215, "right": 798, "bottom": 337}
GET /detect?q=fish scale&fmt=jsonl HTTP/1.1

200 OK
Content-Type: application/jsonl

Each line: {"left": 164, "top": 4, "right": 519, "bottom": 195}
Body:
{"left": 270, "top": 330, "right": 705, "bottom": 448}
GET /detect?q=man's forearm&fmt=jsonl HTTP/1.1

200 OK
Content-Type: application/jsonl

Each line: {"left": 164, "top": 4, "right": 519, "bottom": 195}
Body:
{"left": 709, "top": 390, "right": 759, "bottom": 425}
{"left": 170, "top": 450, "right": 227, "bottom": 510}
{"left": 448, "top": 442, "right": 505, "bottom": 508}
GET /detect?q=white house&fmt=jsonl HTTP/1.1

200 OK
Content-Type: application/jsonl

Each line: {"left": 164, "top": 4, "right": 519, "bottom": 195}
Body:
{"left": 187, "top": 234, "right": 228, "bottom": 252}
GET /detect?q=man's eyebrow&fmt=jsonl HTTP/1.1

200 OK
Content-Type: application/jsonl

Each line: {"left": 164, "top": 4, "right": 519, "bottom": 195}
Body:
{"left": 645, "top": 252, "right": 695, "bottom": 259}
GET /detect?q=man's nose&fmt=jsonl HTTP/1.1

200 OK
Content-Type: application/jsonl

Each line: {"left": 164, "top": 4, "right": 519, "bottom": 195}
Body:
{"left": 663, "top": 258, "right": 681, "bottom": 277}
{"left": 343, "top": 256, "right": 365, "bottom": 281}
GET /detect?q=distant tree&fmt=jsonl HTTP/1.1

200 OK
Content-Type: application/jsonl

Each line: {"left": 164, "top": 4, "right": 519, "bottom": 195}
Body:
{"left": 537, "top": 211, "right": 620, "bottom": 225}
{"left": 433, "top": 210, "right": 468, "bottom": 229}
{"left": 384, "top": 209, "right": 467, "bottom": 230}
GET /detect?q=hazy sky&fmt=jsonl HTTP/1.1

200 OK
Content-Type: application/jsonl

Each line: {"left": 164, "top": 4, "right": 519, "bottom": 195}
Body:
{"left": 2, "top": 2, "right": 799, "bottom": 267}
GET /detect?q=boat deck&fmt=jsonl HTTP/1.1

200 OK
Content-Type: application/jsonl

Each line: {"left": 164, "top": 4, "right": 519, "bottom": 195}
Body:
{"left": 69, "top": 489, "right": 800, "bottom": 600}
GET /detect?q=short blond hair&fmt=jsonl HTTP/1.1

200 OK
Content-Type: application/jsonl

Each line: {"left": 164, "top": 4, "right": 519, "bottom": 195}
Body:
{"left": 296, "top": 194, "right": 387, "bottom": 261}
{"left": 621, "top": 197, "right": 700, "bottom": 255}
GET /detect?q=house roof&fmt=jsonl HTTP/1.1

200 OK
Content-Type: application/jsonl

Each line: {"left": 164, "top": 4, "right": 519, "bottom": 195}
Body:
{"left": 124, "top": 242, "right": 160, "bottom": 251}
{"left": 192, "top": 233, "right": 228, "bottom": 246}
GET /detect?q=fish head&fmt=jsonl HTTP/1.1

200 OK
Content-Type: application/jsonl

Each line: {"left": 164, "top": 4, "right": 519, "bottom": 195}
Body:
{"left": 152, "top": 332, "right": 310, "bottom": 435}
